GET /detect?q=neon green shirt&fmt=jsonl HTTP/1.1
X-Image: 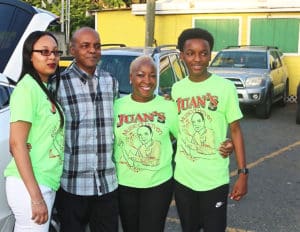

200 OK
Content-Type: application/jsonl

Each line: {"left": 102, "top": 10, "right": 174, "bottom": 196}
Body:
{"left": 171, "top": 74, "right": 242, "bottom": 191}
{"left": 4, "top": 74, "right": 64, "bottom": 191}
{"left": 113, "top": 95, "right": 178, "bottom": 188}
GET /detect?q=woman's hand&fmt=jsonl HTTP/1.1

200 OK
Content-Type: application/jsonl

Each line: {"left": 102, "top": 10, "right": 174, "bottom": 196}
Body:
{"left": 31, "top": 199, "right": 48, "bottom": 224}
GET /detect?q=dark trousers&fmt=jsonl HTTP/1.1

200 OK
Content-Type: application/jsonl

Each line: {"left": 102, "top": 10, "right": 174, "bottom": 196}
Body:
{"left": 174, "top": 181, "right": 229, "bottom": 232}
{"left": 118, "top": 178, "right": 174, "bottom": 232}
{"left": 55, "top": 187, "right": 119, "bottom": 232}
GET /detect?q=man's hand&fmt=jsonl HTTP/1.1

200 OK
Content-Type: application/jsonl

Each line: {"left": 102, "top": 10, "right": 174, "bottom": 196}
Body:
{"left": 219, "top": 138, "right": 234, "bottom": 158}
{"left": 229, "top": 174, "right": 248, "bottom": 201}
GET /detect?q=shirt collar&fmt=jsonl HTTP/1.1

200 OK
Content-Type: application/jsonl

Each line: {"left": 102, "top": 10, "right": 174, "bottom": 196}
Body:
{"left": 70, "top": 62, "right": 99, "bottom": 84}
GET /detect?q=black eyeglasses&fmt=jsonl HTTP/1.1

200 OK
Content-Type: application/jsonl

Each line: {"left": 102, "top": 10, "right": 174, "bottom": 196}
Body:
{"left": 32, "top": 49, "right": 63, "bottom": 57}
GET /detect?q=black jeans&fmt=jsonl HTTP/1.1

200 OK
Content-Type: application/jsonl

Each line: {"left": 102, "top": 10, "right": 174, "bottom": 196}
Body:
{"left": 55, "top": 188, "right": 119, "bottom": 232}
{"left": 118, "top": 178, "right": 174, "bottom": 232}
{"left": 175, "top": 181, "right": 229, "bottom": 232}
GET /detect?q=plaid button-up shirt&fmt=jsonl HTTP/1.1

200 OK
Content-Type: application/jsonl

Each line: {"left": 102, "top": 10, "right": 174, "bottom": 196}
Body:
{"left": 54, "top": 63, "right": 118, "bottom": 196}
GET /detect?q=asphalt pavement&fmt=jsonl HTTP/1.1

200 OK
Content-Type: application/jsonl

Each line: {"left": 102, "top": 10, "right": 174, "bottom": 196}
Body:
{"left": 163, "top": 103, "right": 300, "bottom": 232}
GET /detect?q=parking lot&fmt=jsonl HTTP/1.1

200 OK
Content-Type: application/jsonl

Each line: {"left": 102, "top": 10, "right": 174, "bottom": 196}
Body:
{"left": 163, "top": 103, "right": 300, "bottom": 232}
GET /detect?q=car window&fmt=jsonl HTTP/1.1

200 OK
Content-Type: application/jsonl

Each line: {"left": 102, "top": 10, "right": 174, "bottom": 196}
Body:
{"left": 210, "top": 51, "right": 267, "bottom": 69}
{"left": 159, "top": 55, "right": 176, "bottom": 95}
{"left": 0, "top": 85, "right": 13, "bottom": 110}
{"left": 0, "top": 3, "right": 33, "bottom": 72}
{"left": 99, "top": 55, "right": 136, "bottom": 94}
{"left": 169, "top": 54, "right": 186, "bottom": 81}
{"left": 270, "top": 50, "right": 282, "bottom": 69}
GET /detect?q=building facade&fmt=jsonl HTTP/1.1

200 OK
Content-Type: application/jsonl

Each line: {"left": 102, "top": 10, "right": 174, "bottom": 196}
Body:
{"left": 95, "top": 0, "right": 300, "bottom": 98}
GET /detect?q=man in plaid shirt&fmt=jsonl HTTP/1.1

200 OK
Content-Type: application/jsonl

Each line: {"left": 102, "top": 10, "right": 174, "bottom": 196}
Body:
{"left": 54, "top": 27, "right": 119, "bottom": 232}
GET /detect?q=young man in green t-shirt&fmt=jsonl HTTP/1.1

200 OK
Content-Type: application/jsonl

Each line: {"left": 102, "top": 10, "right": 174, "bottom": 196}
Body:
{"left": 172, "top": 28, "right": 248, "bottom": 231}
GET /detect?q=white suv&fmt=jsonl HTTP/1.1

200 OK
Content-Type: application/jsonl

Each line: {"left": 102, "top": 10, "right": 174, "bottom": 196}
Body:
{"left": 0, "top": 0, "right": 58, "bottom": 230}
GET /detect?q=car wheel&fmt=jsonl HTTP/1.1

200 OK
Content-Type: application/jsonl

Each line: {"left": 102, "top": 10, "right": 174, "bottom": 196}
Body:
{"left": 278, "top": 80, "right": 289, "bottom": 107}
{"left": 256, "top": 91, "right": 272, "bottom": 119}
{"left": 296, "top": 104, "right": 300, "bottom": 124}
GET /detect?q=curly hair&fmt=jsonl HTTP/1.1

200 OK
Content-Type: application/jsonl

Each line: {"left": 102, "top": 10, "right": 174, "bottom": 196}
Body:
{"left": 177, "top": 28, "right": 214, "bottom": 52}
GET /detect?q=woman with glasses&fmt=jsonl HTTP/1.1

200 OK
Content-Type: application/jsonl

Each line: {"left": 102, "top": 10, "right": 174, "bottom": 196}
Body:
{"left": 4, "top": 31, "right": 64, "bottom": 232}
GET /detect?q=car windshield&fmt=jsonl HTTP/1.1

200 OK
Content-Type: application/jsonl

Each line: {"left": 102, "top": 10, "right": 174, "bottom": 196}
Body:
{"left": 210, "top": 51, "right": 267, "bottom": 69}
{"left": 0, "top": 3, "right": 33, "bottom": 72}
{"left": 99, "top": 55, "right": 136, "bottom": 94}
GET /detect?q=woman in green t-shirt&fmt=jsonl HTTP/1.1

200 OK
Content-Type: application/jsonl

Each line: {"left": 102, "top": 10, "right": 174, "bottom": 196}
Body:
{"left": 4, "top": 31, "right": 64, "bottom": 232}
{"left": 114, "top": 55, "right": 178, "bottom": 232}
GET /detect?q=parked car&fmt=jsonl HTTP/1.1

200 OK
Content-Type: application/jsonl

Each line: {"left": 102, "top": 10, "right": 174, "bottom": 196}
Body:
{"left": 60, "top": 44, "right": 188, "bottom": 96}
{"left": 99, "top": 44, "right": 188, "bottom": 97}
{"left": 59, "top": 46, "right": 187, "bottom": 114}
{"left": 59, "top": 56, "right": 74, "bottom": 72}
{"left": 0, "top": 0, "right": 58, "bottom": 231}
{"left": 0, "top": 83, "right": 13, "bottom": 231}
{"left": 208, "top": 45, "right": 289, "bottom": 119}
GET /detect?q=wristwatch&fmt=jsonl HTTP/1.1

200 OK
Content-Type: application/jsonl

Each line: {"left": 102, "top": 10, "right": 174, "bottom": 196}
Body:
{"left": 237, "top": 168, "right": 249, "bottom": 175}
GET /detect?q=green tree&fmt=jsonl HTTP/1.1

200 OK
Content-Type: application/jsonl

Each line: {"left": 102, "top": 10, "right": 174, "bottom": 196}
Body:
{"left": 22, "top": 0, "right": 108, "bottom": 34}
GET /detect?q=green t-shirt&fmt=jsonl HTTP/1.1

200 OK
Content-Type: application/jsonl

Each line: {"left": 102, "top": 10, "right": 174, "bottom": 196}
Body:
{"left": 171, "top": 74, "right": 243, "bottom": 191}
{"left": 4, "top": 74, "right": 64, "bottom": 191}
{"left": 113, "top": 95, "right": 178, "bottom": 188}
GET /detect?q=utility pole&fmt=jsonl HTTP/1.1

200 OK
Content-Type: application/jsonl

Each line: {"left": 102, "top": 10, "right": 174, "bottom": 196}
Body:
{"left": 144, "top": 0, "right": 155, "bottom": 47}
{"left": 61, "top": 0, "right": 64, "bottom": 33}
{"left": 66, "top": 0, "right": 70, "bottom": 44}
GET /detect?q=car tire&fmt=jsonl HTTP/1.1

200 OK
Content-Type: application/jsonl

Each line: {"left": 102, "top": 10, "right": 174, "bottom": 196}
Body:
{"left": 278, "top": 80, "right": 289, "bottom": 107}
{"left": 296, "top": 104, "right": 300, "bottom": 124}
{"left": 256, "top": 91, "right": 272, "bottom": 119}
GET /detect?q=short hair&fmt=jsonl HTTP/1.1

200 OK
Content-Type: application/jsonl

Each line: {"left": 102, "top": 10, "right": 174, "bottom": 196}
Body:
{"left": 129, "top": 55, "right": 156, "bottom": 74}
{"left": 177, "top": 28, "right": 214, "bottom": 52}
{"left": 70, "top": 27, "right": 99, "bottom": 45}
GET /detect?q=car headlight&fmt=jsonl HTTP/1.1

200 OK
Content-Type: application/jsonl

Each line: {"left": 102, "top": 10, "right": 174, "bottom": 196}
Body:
{"left": 245, "top": 77, "right": 265, "bottom": 87}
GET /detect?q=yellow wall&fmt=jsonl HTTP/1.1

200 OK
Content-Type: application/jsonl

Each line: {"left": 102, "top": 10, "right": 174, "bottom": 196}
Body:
{"left": 97, "top": 10, "right": 145, "bottom": 46}
{"left": 97, "top": 11, "right": 194, "bottom": 46}
{"left": 96, "top": 10, "right": 300, "bottom": 95}
{"left": 285, "top": 56, "right": 300, "bottom": 95}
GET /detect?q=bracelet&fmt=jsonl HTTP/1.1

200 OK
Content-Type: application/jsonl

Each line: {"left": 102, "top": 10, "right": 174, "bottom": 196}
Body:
{"left": 31, "top": 199, "right": 45, "bottom": 205}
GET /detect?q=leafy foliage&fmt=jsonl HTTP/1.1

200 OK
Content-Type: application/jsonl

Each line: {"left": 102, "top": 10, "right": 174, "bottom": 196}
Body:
{"left": 22, "top": 0, "right": 127, "bottom": 35}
